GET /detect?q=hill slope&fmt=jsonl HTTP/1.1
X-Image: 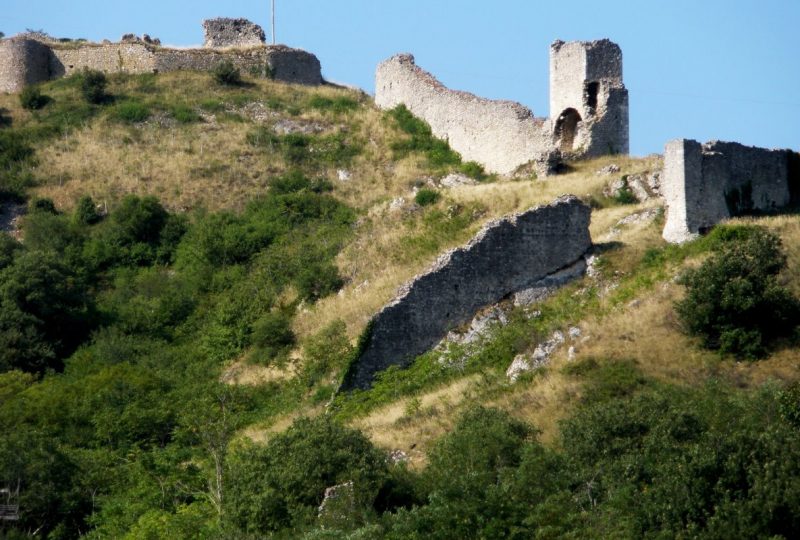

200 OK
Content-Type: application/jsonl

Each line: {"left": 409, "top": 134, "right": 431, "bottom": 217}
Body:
{"left": 0, "top": 70, "right": 798, "bottom": 538}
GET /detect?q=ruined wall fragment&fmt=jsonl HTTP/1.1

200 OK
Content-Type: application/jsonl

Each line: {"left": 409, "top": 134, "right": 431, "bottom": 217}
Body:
{"left": 662, "top": 139, "right": 796, "bottom": 243}
{"left": 342, "top": 196, "right": 592, "bottom": 390}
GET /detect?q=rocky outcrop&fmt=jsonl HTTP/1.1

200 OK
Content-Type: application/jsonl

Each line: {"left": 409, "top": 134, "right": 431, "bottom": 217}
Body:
{"left": 341, "top": 196, "right": 593, "bottom": 390}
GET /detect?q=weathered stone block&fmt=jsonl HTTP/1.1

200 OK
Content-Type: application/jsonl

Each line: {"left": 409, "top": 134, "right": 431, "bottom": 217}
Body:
{"left": 341, "top": 196, "right": 592, "bottom": 390}
{"left": 202, "top": 18, "right": 266, "bottom": 49}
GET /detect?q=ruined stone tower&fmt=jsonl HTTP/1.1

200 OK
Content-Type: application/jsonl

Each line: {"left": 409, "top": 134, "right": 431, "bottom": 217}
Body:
{"left": 0, "top": 38, "right": 52, "bottom": 93}
{"left": 549, "top": 39, "right": 629, "bottom": 156}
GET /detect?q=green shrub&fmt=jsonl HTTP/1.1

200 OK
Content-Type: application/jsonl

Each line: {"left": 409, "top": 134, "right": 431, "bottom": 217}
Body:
{"left": 414, "top": 188, "right": 440, "bottom": 207}
{"left": 225, "top": 416, "right": 388, "bottom": 533}
{"left": 212, "top": 61, "right": 242, "bottom": 86}
{"left": 675, "top": 227, "right": 800, "bottom": 359}
{"left": 30, "top": 197, "right": 58, "bottom": 214}
{"left": 170, "top": 104, "right": 200, "bottom": 123}
{"left": 613, "top": 176, "right": 637, "bottom": 204}
{"left": 308, "top": 95, "right": 359, "bottom": 114}
{"left": 388, "top": 105, "right": 461, "bottom": 169}
{"left": 111, "top": 101, "right": 150, "bottom": 123}
{"left": 19, "top": 86, "right": 49, "bottom": 110}
{"left": 458, "top": 161, "right": 487, "bottom": 181}
{"left": 80, "top": 69, "right": 108, "bottom": 104}
{"left": 73, "top": 195, "right": 101, "bottom": 225}
{"left": 250, "top": 311, "right": 295, "bottom": 357}
{"left": 199, "top": 99, "right": 225, "bottom": 113}
{"left": 296, "top": 261, "right": 343, "bottom": 302}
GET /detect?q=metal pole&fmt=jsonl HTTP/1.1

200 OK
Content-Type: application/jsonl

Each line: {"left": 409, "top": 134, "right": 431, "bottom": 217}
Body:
{"left": 271, "top": 0, "right": 276, "bottom": 44}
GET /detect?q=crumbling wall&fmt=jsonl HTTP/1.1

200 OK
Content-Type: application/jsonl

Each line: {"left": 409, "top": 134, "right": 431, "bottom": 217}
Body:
{"left": 0, "top": 38, "right": 52, "bottom": 93}
{"left": 375, "top": 40, "right": 629, "bottom": 175}
{"left": 50, "top": 43, "right": 155, "bottom": 77}
{"left": 549, "top": 39, "right": 628, "bottom": 156}
{"left": 154, "top": 45, "right": 322, "bottom": 85}
{"left": 375, "top": 54, "right": 553, "bottom": 175}
{"left": 202, "top": 18, "right": 266, "bottom": 48}
{"left": 662, "top": 139, "right": 796, "bottom": 243}
{"left": 341, "top": 196, "right": 592, "bottom": 390}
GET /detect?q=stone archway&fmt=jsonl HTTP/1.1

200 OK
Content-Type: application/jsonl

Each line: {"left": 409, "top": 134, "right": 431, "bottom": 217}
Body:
{"left": 554, "top": 108, "right": 582, "bottom": 152}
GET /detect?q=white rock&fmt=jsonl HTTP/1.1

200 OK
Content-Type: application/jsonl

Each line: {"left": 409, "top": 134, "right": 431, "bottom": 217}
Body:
{"left": 439, "top": 172, "right": 478, "bottom": 188}
{"left": 337, "top": 169, "right": 352, "bottom": 181}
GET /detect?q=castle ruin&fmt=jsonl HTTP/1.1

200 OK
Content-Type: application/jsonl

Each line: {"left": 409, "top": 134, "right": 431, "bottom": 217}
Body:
{"left": 342, "top": 196, "right": 592, "bottom": 391}
{"left": 0, "top": 18, "right": 322, "bottom": 93}
{"left": 375, "top": 39, "right": 629, "bottom": 175}
{"left": 662, "top": 139, "right": 800, "bottom": 243}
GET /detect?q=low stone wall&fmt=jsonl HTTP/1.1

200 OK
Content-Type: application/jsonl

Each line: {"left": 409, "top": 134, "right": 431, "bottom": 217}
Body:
{"left": 1, "top": 39, "right": 323, "bottom": 91}
{"left": 341, "top": 196, "right": 592, "bottom": 390}
{"left": 662, "top": 139, "right": 799, "bottom": 243}
{"left": 375, "top": 54, "right": 553, "bottom": 175}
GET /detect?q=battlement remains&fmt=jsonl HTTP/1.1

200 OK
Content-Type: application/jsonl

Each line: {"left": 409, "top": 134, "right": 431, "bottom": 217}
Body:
{"left": 662, "top": 139, "right": 800, "bottom": 243}
{"left": 202, "top": 18, "right": 266, "bottom": 48}
{"left": 0, "top": 18, "right": 322, "bottom": 93}
{"left": 375, "top": 39, "right": 629, "bottom": 176}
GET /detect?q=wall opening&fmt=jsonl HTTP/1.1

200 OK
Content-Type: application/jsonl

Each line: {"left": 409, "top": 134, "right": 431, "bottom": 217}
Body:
{"left": 554, "top": 108, "right": 581, "bottom": 152}
{"left": 586, "top": 81, "right": 599, "bottom": 111}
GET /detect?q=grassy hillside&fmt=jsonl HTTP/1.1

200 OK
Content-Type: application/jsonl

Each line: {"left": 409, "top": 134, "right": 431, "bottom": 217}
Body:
{"left": 1, "top": 69, "right": 798, "bottom": 538}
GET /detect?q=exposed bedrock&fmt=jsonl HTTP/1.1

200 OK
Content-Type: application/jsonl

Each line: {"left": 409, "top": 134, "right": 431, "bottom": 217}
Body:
{"left": 341, "top": 196, "right": 592, "bottom": 391}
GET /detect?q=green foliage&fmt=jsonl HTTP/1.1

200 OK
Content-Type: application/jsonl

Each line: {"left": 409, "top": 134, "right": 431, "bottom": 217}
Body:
{"left": 110, "top": 100, "right": 150, "bottom": 123}
{"left": 414, "top": 188, "right": 440, "bottom": 207}
{"left": 302, "top": 320, "right": 354, "bottom": 386}
{"left": 73, "top": 195, "right": 101, "bottom": 225}
{"left": 611, "top": 175, "right": 637, "bottom": 205}
{"left": 0, "top": 250, "right": 93, "bottom": 372}
{"left": 212, "top": 60, "right": 242, "bottom": 86}
{"left": 676, "top": 227, "right": 800, "bottom": 358}
{"left": 79, "top": 69, "right": 108, "bottom": 104}
{"left": 19, "top": 85, "right": 49, "bottom": 110}
{"left": 170, "top": 103, "right": 200, "bottom": 123}
{"left": 0, "top": 130, "right": 36, "bottom": 201}
{"left": 225, "top": 416, "right": 388, "bottom": 534}
{"left": 458, "top": 160, "right": 488, "bottom": 181}
{"left": 247, "top": 127, "right": 362, "bottom": 169}
{"left": 251, "top": 311, "right": 295, "bottom": 359}
{"left": 387, "top": 105, "right": 462, "bottom": 169}
{"left": 308, "top": 95, "right": 359, "bottom": 114}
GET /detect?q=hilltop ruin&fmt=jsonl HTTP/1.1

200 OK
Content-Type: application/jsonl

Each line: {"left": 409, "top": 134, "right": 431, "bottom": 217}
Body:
{"left": 0, "top": 18, "right": 322, "bottom": 93}
{"left": 375, "top": 39, "right": 629, "bottom": 175}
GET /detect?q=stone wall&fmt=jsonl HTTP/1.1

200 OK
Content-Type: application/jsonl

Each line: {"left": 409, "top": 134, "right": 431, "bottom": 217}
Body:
{"left": 375, "top": 40, "right": 629, "bottom": 176}
{"left": 341, "top": 196, "right": 592, "bottom": 390}
{"left": 0, "top": 39, "right": 323, "bottom": 91}
{"left": 50, "top": 43, "right": 155, "bottom": 78}
{"left": 662, "top": 139, "right": 799, "bottom": 243}
{"left": 0, "top": 38, "right": 52, "bottom": 93}
{"left": 375, "top": 54, "right": 552, "bottom": 175}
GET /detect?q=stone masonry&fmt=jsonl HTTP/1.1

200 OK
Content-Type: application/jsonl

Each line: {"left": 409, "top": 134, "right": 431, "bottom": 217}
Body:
{"left": 202, "top": 18, "right": 266, "bottom": 48}
{"left": 374, "top": 40, "right": 628, "bottom": 176}
{"left": 0, "top": 19, "right": 321, "bottom": 93}
{"left": 662, "top": 139, "right": 800, "bottom": 243}
{"left": 341, "top": 196, "right": 592, "bottom": 391}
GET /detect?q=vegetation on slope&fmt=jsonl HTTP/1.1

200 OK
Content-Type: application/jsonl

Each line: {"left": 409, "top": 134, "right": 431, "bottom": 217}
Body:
{"left": 0, "top": 66, "right": 798, "bottom": 538}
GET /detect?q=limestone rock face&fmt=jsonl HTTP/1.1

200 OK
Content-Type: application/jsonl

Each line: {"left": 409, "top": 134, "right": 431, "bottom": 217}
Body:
{"left": 341, "top": 196, "right": 593, "bottom": 391}
{"left": 203, "top": 18, "right": 266, "bottom": 48}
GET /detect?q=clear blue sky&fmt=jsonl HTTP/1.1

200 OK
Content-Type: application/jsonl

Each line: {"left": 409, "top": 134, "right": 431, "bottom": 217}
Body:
{"left": 3, "top": 1, "right": 798, "bottom": 156}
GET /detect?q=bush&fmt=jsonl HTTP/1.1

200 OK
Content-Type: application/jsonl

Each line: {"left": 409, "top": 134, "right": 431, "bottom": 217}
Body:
{"left": 80, "top": 69, "right": 108, "bottom": 104}
{"left": 111, "top": 101, "right": 150, "bottom": 123}
{"left": 73, "top": 195, "right": 101, "bottom": 225}
{"left": 170, "top": 104, "right": 200, "bottom": 123}
{"left": 388, "top": 105, "right": 461, "bottom": 169}
{"left": 414, "top": 188, "right": 440, "bottom": 207}
{"left": 458, "top": 161, "right": 487, "bottom": 181}
{"left": 675, "top": 227, "right": 800, "bottom": 358}
{"left": 212, "top": 61, "right": 242, "bottom": 86}
{"left": 250, "top": 311, "right": 295, "bottom": 357}
{"left": 225, "top": 416, "right": 388, "bottom": 533}
{"left": 19, "top": 86, "right": 49, "bottom": 110}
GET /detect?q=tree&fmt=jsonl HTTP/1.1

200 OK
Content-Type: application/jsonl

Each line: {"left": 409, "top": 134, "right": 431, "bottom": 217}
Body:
{"left": 676, "top": 227, "right": 800, "bottom": 358}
